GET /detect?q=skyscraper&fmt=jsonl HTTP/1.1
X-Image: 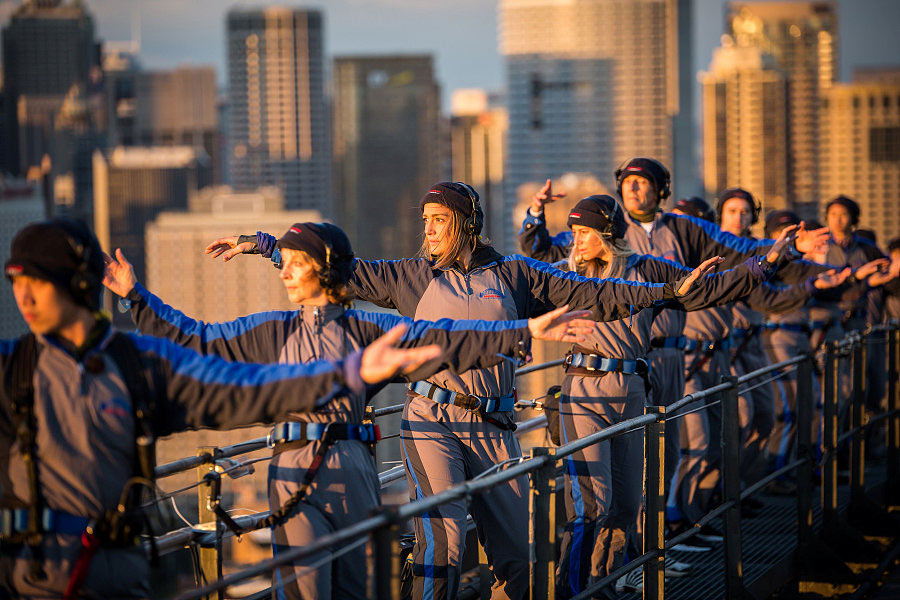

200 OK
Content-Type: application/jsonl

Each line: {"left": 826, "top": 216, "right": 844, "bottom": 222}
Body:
{"left": 226, "top": 7, "right": 330, "bottom": 216}
{"left": 820, "top": 70, "right": 900, "bottom": 245}
{"left": 332, "top": 54, "right": 440, "bottom": 260}
{"left": 500, "top": 0, "right": 676, "bottom": 214}
{"left": 727, "top": 1, "right": 838, "bottom": 218}
{"left": 449, "top": 90, "right": 509, "bottom": 251}
{"left": 700, "top": 43, "right": 789, "bottom": 214}
{"left": 1, "top": 0, "right": 100, "bottom": 176}
{"left": 92, "top": 146, "right": 210, "bottom": 324}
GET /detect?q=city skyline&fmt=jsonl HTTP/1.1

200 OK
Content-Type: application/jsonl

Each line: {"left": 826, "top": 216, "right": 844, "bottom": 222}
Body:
{"left": 5, "top": 0, "right": 895, "bottom": 111}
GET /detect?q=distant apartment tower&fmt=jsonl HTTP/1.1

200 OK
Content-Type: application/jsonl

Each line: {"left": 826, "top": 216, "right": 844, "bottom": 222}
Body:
{"left": 226, "top": 7, "right": 330, "bottom": 216}
{"left": 820, "top": 70, "right": 900, "bottom": 245}
{"left": 0, "top": 177, "right": 46, "bottom": 338}
{"left": 1, "top": 0, "right": 99, "bottom": 176}
{"left": 450, "top": 90, "right": 509, "bottom": 252}
{"left": 727, "top": 1, "right": 838, "bottom": 218}
{"left": 333, "top": 55, "right": 440, "bottom": 260}
{"left": 701, "top": 44, "right": 789, "bottom": 214}
{"left": 146, "top": 185, "right": 320, "bottom": 499}
{"left": 500, "top": 0, "right": 676, "bottom": 215}
{"left": 92, "top": 146, "right": 210, "bottom": 323}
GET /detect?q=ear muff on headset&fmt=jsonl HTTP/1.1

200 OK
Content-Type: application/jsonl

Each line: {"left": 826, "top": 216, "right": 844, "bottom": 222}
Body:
{"left": 456, "top": 182, "right": 484, "bottom": 237}
{"left": 63, "top": 233, "right": 100, "bottom": 307}
{"left": 595, "top": 199, "right": 623, "bottom": 238}
{"left": 317, "top": 243, "right": 341, "bottom": 290}
{"left": 614, "top": 157, "right": 671, "bottom": 202}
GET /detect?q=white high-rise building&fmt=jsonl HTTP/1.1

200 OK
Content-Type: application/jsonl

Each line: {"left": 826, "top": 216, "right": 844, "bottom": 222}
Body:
{"left": 226, "top": 7, "right": 330, "bottom": 216}
{"left": 500, "top": 0, "right": 677, "bottom": 241}
{"left": 700, "top": 43, "right": 789, "bottom": 214}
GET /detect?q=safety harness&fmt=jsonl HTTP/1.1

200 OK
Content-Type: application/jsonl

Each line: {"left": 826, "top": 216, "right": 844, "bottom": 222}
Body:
{"left": 563, "top": 348, "right": 653, "bottom": 398}
{"left": 0, "top": 331, "right": 156, "bottom": 598}
{"left": 683, "top": 337, "right": 732, "bottom": 383}
{"left": 408, "top": 381, "right": 519, "bottom": 431}
{"left": 730, "top": 324, "right": 762, "bottom": 364}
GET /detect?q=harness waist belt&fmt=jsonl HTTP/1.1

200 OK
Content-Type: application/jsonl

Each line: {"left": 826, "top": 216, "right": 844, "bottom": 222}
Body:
{"left": 731, "top": 325, "right": 762, "bottom": 339}
{"left": 268, "top": 422, "right": 381, "bottom": 447}
{"left": 809, "top": 320, "right": 832, "bottom": 330}
{"left": 763, "top": 322, "right": 810, "bottom": 334}
{"left": 409, "top": 381, "right": 516, "bottom": 412}
{"left": 564, "top": 353, "right": 650, "bottom": 375}
{"left": 1, "top": 508, "right": 89, "bottom": 538}
{"left": 650, "top": 336, "right": 688, "bottom": 350}
{"left": 684, "top": 337, "right": 732, "bottom": 353}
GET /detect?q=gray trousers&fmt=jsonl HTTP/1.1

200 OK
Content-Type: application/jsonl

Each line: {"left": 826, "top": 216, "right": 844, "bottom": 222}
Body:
{"left": 763, "top": 329, "right": 812, "bottom": 473}
{"left": 731, "top": 335, "right": 775, "bottom": 484}
{"left": 648, "top": 348, "right": 685, "bottom": 493}
{"left": 557, "top": 372, "right": 645, "bottom": 598}
{"left": 268, "top": 440, "right": 380, "bottom": 600}
{"left": 667, "top": 349, "right": 730, "bottom": 524}
{"left": 401, "top": 392, "right": 529, "bottom": 600}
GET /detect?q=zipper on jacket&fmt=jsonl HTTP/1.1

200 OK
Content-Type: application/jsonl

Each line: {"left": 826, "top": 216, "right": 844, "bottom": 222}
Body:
{"left": 464, "top": 272, "right": 473, "bottom": 295}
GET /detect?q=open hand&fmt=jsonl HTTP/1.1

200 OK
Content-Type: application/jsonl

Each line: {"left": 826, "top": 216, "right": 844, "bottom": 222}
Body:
{"left": 360, "top": 325, "right": 442, "bottom": 384}
{"left": 206, "top": 235, "right": 256, "bottom": 262}
{"left": 814, "top": 267, "right": 851, "bottom": 290}
{"left": 102, "top": 249, "right": 138, "bottom": 297}
{"left": 765, "top": 224, "right": 800, "bottom": 263}
{"left": 528, "top": 305, "right": 595, "bottom": 343}
{"left": 530, "top": 179, "right": 567, "bottom": 216}
{"left": 854, "top": 258, "right": 889, "bottom": 280}
{"left": 676, "top": 256, "right": 724, "bottom": 296}
{"left": 794, "top": 223, "right": 830, "bottom": 255}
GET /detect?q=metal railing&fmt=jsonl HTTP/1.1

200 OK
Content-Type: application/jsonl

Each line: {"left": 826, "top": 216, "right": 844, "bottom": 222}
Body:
{"left": 148, "top": 323, "right": 900, "bottom": 600}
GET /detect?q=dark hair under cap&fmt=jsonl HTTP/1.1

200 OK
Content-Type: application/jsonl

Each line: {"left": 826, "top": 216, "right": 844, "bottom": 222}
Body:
{"left": 673, "top": 197, "right": 716, "bottom": 223}
{"left": 566, "top": 195, "right": 627, "bottom": 239}
{"left": 276, "top": 222, "right": 354, "bottom": 278}
{"left": 5, "top": 218, "right": 105, "bottom": 310}
{"left": 764, "top": 209, "right": 801, "bottom": 239}
{"left": 716, "top": 187, "right": 760, "bottom": 224}
{"left": 825, "top": 195, "right": 860, "bottom": 225}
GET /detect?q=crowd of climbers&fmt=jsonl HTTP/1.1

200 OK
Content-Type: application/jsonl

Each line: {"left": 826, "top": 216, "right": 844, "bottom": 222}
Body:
{"left": 0, "top": 157, "right": 897, "bottom": 600}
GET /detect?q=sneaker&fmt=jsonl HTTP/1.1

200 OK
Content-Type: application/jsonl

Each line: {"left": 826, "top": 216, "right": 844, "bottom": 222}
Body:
{"left": 696, "top": 524, "right": 724, "bottom": 544}
{"left": 664, "top": 557, "right": 692, "bottom": 577}
{"left": 615, "top": 568, "right": 643, "bottom": 593}
{"left": 670, "top": 538, "right": 713, "bottom": 553}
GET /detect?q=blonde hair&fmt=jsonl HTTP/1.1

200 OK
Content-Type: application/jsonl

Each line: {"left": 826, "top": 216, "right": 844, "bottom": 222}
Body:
{"left": 567, "top": 229, "right": 634, "bottom": 279}
{"left": 418, "top": 208, "right": 490, "bottom": 270}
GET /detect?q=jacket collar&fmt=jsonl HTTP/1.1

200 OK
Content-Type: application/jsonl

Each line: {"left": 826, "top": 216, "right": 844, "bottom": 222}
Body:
{"left": 435, "top": 245, "right": 504, "bottom": 274}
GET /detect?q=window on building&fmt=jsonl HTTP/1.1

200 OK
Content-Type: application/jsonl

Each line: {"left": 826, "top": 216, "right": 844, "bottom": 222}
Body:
{"left": 870, "top": 127, "right": 900, "bottom": 162}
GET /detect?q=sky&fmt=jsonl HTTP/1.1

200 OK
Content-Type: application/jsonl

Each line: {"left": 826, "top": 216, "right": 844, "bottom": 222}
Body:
{"left": 2, "top": 0, "right": 900, "bottom": 110}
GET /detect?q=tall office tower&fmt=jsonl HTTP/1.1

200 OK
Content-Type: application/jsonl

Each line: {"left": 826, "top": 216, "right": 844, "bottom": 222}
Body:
{"left": 700, "top": 43, "right": 789, "bottom": 215}
{"left": 0, "top": 177, "right": 46, "bottom": 338}
{"left": 145, "top": 185, "right": 320, "bottom": 503}
{"left": 449, "top": 90, "right": 509, "bottom": 252}
{"left": 500, "top": 0, "right": 676, "bottom": 213}
{"left": 1, "top": 0, "right": 100, "bottom": 177}
{"left": 333, "top": 55, "right": 440, "bottom": 260}
{"left": 226, "top": 7, "right": 330, "bottom": 216}
{"left": 727, "top": 1, "right": 838, "bottom": 219}
{"left": 92, "top": 146, "right": 210, "bottom": 324}
{"left": 820, "top": 70, "right": 900, "bottom": 245}
{"left": 671, "top": 0, "right": 699, "bottom": 198}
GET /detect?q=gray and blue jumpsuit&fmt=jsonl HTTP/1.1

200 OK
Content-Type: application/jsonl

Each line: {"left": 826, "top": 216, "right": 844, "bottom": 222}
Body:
{"left": 124, "top": 283, "right": 540, "bottom": 600}
{"left": 255, "top": 233, "right": 678, "bottom": 600}
{"left": 0, "top": 324, "right": 364, "bottom": 598}
{"left": 552, "top": 253, "right": 773, "bottom": 597}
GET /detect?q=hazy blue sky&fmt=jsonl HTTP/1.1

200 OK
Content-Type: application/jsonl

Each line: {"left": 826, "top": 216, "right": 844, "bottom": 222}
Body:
{"left": 3, "top": 0, "right": 899, "bottom": 109}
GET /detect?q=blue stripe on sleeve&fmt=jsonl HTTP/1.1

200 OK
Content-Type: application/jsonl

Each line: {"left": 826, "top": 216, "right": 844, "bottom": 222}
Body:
{"left": 550, "top": 230, "right": 573, "bottom": 248}
{"left": 670, "top": 213, "right": 770, "bottom": 254}
{"left": 345, "top": 309, "right": 528, "bottom": 341}
{"left": 0, "top": 339, "right": 18, "bottom": 356}
{"left": 134, "top": 282, "right": 296, "bottom": 342}
{"left": 129, "top": 333, "right": 337, "bottom": 386}
{"left": 502, "top": 254, "right": 667, "bottom": 289}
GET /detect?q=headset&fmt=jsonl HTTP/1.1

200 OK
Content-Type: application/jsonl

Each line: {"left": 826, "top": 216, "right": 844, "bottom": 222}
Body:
{"left": 716, "top": 188, "right": 761, "bottom": 225}
{"left": 61, "top": 226, "right": 100, "bottom": 308}
{"left": 593, "top": 196, "right": 625, "bottom": 239}
{"left": 455, "top": 182, "right": 484, "bottom": 237}
{"left": 314, "top": 224, "right": 354, "bottom": 291}
{"left": 614, "top": 157, "right": 671, "bottom": 202}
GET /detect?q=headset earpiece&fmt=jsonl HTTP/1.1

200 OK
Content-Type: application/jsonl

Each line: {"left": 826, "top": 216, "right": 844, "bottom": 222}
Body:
{"left": 456, "top": 182, "right": 483, "bottom": 237}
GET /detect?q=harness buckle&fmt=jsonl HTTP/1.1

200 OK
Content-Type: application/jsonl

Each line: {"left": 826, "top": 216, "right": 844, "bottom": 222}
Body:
{"left": 266, "top": 427, "right": 276, "bottom": 449}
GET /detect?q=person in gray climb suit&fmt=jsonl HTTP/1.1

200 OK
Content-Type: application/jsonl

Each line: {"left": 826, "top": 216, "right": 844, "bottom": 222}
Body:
{"left": 208, "top": 181, "right": 693, "bottom": 600}
{"left": 104, "top": 222, "right": 594, "bottom": 600}
{"left": 540, "top": 194, "right": 795, "bottom": 598}
{"left": 0, "top": 219, "right": 444, "bottom": 599}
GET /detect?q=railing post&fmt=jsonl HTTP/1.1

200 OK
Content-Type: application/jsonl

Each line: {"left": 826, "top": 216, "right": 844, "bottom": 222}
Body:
{"left": 822, "top": 342, "right": 840, "bottom": 533}
{"left": 850, "top": 333, "right": 867, "bottom": 509}
{"left": 196, "top": 446, "right": 222, "bottom": 600}
{"left": 371, "top": 505, "right": 403, "bottom": 600}
{"left": 720, "top": 375, "right": 744, "bottom": 599}
{"left": 796, "top": 354, "right": 815, "bottom": 552}
{"left": 529, "top": 446, "right": 556, "bottom": 600}
{"left": 888, "top": 326, "right": 900, "bottom": 506}
{"left": 643, "top": 406, "right": 665, "bottom": 600}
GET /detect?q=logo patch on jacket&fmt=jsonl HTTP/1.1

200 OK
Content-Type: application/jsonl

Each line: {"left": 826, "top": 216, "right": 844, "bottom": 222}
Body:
{"left": 98, "top": 397, "right": 130, "bottom": 418}
{"left": 478, "top": 288, "right": 504, "bottom": 300}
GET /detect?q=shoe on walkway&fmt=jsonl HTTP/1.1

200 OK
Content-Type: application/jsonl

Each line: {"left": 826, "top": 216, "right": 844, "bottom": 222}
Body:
{"left": 615, "top": 568, "right": 643, "bottom": 594}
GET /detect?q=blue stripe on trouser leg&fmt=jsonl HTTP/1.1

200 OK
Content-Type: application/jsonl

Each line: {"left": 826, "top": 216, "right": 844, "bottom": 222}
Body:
{"left": 775, "top": 377, "right": 793, "bottom": 470}
{"left": 561, "top": 405, "right": 586, "bottom": 596}
{"left": 402, "top": 430, "right": 436, "bottom": 600}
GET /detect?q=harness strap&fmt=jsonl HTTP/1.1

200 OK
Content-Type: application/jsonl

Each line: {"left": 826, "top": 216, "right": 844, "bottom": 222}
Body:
{"left": 649, "top": 336, "right": 688, "bottom": 350}
{"left": 563, "top": 353, "right": 650, "bottom": 375}
{"left": 63, "top": 532, "right": 99, "bottom": 600}
{"left": 268, "top": 422, "right": 380, "bottom": 447}
{"left": 763, "top": 322, "right": 811, "bottom": 334}
{"left": 408, "top": 381, "right": 517, "bottom": 413}
{"left": 683, "top": 337, "right": 730, "bottom": 383}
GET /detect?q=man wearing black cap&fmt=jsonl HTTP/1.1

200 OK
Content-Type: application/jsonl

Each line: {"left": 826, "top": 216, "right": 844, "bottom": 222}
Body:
{"left": 0, "top": 219, "right": 451, "bottom": 598}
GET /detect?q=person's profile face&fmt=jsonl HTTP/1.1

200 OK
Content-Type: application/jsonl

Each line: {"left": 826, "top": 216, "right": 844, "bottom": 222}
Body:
{"left": 12, "top": 275, "right": 78, "bottom": 336}
{"left": 422, "top": 202, "right": 454, "bottom": 258}
{"left": 279, "top": 248, "right": 325, "bottom": 305}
